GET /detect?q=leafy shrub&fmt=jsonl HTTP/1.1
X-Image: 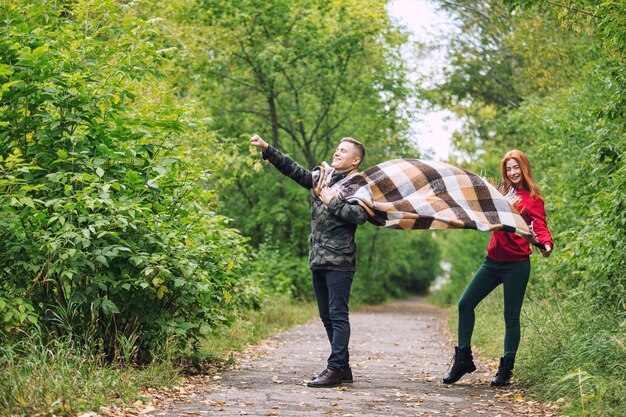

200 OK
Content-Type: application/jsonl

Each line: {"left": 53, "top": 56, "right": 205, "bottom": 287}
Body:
{"left": 0, "top": 0, "right": 254, "bottom": 360}
{"left": 353, "top": 226, "right": 441, "bottom": 304}
{"left": 245, "top": 241, "right": 313, "bottom": 301}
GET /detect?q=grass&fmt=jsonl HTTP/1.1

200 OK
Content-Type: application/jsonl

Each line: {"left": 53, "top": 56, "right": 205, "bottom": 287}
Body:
{"left": 201, "top": 295, "right": 317, "bottom": 358}
{"left": 440, "top": 287, "right": 626, "bottom": 417}
{"left": 518, "top": 296, "right": 625, "bottom": 417}
{"left": 0, "top": 296, "right": 317, "bottom": 417}
{"left": 14, "top": 286, "right": 621, "bottom": 417}
{"left": 0, "top": 334, "right": 179, "bottom": 416}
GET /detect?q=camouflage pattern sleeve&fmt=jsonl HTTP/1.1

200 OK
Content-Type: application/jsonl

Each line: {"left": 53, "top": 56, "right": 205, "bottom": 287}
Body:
{"left": 327, "top": 198, "right": 368, "bottom": 225}
{"left": 262, "top": 146, "right": 313, "bottom": 190}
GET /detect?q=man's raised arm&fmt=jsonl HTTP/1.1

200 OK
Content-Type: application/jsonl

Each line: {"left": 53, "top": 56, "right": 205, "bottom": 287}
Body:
{"left": 249, "top": 134, "right": 313, "bottom": 190}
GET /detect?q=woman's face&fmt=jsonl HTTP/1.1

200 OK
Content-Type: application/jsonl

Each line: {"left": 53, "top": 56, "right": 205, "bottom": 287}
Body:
{"left": 505, "top": 158, "right": 523, "bottom": 187}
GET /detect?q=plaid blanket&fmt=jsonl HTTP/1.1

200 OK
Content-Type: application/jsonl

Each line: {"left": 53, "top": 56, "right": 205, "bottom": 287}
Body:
{"left": 331, "top": 159, "right": 537, "bottom": 243}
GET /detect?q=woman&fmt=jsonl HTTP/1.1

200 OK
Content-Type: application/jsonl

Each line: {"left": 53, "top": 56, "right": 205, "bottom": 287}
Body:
{"left": 442, "top": 150, "right": 553, "bottom": 387}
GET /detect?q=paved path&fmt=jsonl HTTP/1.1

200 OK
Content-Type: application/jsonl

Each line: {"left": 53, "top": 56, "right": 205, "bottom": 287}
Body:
{"left": 148, "top": 299, "right": 555, "bottom": 417}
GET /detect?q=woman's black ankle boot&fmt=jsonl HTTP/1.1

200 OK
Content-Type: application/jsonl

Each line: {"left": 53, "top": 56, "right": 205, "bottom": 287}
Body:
{"left": 443, "top": 346, "right": 477, "bottom": 384}
{"left": 490, "top": 357, "right": 514, "bottom": 387}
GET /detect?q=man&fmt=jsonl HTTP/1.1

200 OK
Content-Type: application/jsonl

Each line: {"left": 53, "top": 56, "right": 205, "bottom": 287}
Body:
{"left": 249, "top": 134, "right": 367, "bottom": 388}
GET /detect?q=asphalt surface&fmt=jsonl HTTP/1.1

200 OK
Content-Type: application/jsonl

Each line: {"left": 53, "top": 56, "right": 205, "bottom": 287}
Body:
{"left": 149, "top": 298, "right": 555, "bottom": 417}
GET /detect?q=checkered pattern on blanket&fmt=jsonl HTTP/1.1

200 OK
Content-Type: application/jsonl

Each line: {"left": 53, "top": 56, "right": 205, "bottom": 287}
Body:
{"left": 336, "top": 159, "right": 535, "bottom": 241}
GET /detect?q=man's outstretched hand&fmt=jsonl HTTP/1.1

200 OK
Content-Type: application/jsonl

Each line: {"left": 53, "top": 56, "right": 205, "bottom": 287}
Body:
{"left": 250, "top": 134, "right": 269, "bottom": 150}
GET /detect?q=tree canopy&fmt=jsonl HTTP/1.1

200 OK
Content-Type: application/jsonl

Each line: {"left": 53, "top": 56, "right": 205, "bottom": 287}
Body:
{"left": 426, "top": 1, "right": 625, "bottom": 415}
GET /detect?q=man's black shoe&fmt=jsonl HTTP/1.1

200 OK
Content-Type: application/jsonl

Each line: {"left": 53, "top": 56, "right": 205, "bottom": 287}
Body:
{"left": 311, "top": 366, "right": 353, "bottom": 383}
{"left": 340, "top": 366, "right": 353, "bottom": 383}
{"left": 307, "top": 368, "right": 342, "bottom": 388}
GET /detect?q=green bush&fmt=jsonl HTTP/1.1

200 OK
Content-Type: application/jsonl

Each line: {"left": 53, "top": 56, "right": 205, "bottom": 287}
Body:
{"left": 428, "top": 3, "right": 625, "bottom": 416}
{"left": 246, "top": 241, "right": 313, "bottom": 301}
{"left": 0, "top": 0, "right": 254, "bottom": 360}
{"left": 353, "top": 226, "right": 441, "bottom": 304}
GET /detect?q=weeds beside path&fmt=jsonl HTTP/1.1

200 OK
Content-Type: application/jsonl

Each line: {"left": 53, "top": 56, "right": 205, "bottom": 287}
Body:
{"left": 137, "top": 298, "right": 559, "bottom": 417}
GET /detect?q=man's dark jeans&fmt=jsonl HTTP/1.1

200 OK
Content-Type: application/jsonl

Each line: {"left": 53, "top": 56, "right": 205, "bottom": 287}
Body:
{"left": 311, "top": 269, "right": 354, "bottom": 371}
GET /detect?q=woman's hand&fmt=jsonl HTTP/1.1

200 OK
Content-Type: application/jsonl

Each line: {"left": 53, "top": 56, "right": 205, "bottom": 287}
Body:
{"left": 540, "top": 244, "right": 552, "bottom": 257}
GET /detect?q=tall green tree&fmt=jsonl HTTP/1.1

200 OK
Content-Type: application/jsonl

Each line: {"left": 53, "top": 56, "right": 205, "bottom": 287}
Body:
{"left": 428, "top": 0, "right": 597, "bottom": 163}
{"left": 193, "top": 0, "right": 413, "bottom": 163}
{"left": 176, "top": 0, "right": 417, "bottom": 245}
{"left": 163, "top": 0, "right": 442, "bottom": 302}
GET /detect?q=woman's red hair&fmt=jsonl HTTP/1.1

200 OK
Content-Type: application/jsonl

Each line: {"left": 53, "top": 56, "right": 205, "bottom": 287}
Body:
{"left": 500, "top": 149, "right": 542, "bottom": 199}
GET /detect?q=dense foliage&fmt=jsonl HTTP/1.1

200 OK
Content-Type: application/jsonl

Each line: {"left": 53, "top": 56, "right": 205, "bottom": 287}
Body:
{"left": 6, "top": 0, "right": 623, "bottom": 416}
{"left": 0, "top": 0, "right": 441, "bottom": 373}
{"left": 427, "top": 1, "right": 625, "bottom": 416}
{"left": 0, "top": 0, "right": 255, "bottom": 361}
{"left": 170, "top": 0, "right": 442, "bottom": 302}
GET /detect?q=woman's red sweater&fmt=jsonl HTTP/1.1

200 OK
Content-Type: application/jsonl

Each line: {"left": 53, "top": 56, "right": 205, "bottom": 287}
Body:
{"left": 487, "top": 188, "right": 554, "bottom": 262}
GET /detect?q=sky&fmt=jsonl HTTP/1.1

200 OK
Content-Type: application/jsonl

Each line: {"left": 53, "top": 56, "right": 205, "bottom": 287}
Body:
{"left": 386, "top": 0, "right": 462, "bottom": 161}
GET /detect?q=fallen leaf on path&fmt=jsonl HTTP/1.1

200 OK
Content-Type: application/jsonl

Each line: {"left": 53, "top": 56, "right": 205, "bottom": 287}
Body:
{"left": 138, "top": 406, "right": 156, "bottom": 414}
{"left": 203, "top": 400, "right": 227, "bottom": 406}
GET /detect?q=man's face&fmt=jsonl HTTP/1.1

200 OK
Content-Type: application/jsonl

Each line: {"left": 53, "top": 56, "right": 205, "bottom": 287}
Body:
{"left": 331, "top": 141, "right": 361, "bottom": 171}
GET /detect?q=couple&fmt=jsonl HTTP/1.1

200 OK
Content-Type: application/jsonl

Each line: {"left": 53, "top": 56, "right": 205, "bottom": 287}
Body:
{"left": 249, "top": 134, "right": 553, "bottom": 388}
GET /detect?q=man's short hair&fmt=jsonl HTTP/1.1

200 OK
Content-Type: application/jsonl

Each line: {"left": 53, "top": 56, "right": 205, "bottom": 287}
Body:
{"left": 340, "top": 137, "right": 366, "bottom": 164}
